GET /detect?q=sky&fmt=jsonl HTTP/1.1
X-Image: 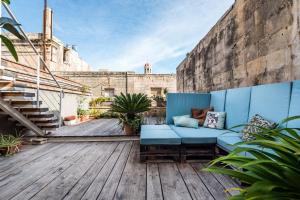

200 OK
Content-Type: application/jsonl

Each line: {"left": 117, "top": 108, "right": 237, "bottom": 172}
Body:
{"left": 6, "top": 0, "right": 234, "bottom": 73}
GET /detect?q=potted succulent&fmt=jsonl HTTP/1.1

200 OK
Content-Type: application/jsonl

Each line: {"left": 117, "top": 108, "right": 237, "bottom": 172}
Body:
{"left": 111, "top": 93, "right": 151, "bottom": 135}
{"left": 0, "top": 135, "right": 22, "bottom": 156}
{"left": 63, "top": 115, "right": 77, "bottom": 126}
{"left": 77, "top": 108, "right": 90, "bottom": 122}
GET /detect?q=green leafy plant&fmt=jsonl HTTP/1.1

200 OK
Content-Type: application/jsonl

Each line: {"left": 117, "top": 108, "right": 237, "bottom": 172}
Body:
{"left": 111, "top": 93, "right": 151, "bottom": 135}
{"left": 89, "top": 97, "right": 112, "bottom": 107}
{"left": 111, "top": 93, "right": 151, "bottom": 119}
{"left": 0, "top": 134, "right": 22, "bottom": 156}
{"left": 153, "top": 95, "right": 166, "bottom": 107}
{"left": 119, "top": 114, "right": 143, "bottom": 132}
{"left": 1, "top": 0, "right": 25, "bottom": 61}
{"left": 77, "top": 108, "right": 89, "bottom": 116}
{"left": 97, "top": 111, "right": 120, "bottom": 119}
{"left": 204, "top": 116, "right": 300, "bottom": 200}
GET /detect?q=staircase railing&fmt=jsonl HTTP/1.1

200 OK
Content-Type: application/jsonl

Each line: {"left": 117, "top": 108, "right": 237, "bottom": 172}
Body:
{"left": 2, "top": 2, "right": 64, "bottom": 127}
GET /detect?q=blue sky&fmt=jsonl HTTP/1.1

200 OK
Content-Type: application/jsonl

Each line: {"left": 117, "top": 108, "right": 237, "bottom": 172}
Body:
{"left": 6, "top": 0, "right": 234, "bottom": 73}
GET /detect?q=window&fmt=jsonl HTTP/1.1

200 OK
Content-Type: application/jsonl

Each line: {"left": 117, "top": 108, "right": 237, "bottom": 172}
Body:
{"left": 151, "top": 87, "right": 162, "bottom": 97}
{"left": 104, "top": 88, "right": 115, "bottom": 97}
{"left": 51, "top": 46, "right": 58, "bottom": 62}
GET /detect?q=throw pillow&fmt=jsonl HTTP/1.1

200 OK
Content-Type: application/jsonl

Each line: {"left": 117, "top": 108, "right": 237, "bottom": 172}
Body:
{"left": 203, "top": 111, "right": 226, "bottom": 129}
{"left": 175, "top": 117, "right": 199, "bottom": 129}
{"left": 241, "top": 114, "right": 277, "bottom": 141}
{"left": 191, "top": 107, "right": 214, "bottom": 126}
{"left": 173, "top": 115, "right": 190, "bottom": 126}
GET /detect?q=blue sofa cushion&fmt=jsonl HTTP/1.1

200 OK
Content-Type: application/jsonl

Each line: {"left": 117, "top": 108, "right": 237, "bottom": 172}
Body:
{"left": 248, "top": 82, "right": 291, "bottom": 124}
{"left": 217, "top": 135, "right": 243, "bottom": 153}
{"left": 210, "top": 90, "right": 226, "bottom": 112}
{"left": 174, "top": 116, "right": 199, "bottom": 129}
{"left": 141, "top": 125, "right": 171, "bottom": 132}
{"left": 140, "top": 129, "right": 181, "bottom": 145}
{"left": 287, "top": 80, "right": 300, "bottom": 130}
{"left": 166, "top": 93, "right": 211, "bottom": 124}
{"left": 225, "top": 87, "right": 251, "bottom": 130}
{"left": 170, "top": 126, "right": 227, "bottom": 144}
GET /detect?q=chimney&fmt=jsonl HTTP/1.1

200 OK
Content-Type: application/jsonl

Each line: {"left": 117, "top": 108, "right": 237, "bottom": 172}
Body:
{"left": 43, "top": 0, "right": 53, "bottom": 41}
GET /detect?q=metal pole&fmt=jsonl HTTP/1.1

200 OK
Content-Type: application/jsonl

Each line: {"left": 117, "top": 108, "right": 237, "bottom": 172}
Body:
{"left": 59, "top": 90, "right": 62, "bottom": 127}
{"left": 37, "top": 57, "right": 40, "bottom": 107}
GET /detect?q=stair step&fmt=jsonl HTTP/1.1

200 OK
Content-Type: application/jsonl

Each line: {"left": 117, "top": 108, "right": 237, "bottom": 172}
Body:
{"left": 16, "top": 122, "right": 59, "bottom": 128}
{"left": 22, "top": 112, "right": 55, "bottom": 118}
{"left": 3, "top": 96, "right": 35, "bottom": 101}
{"left": 17, "top": 107, "right": 49, "bottom": 112}
{"left": 5, "top": 100, "right": 43, "bottom": 106}
{"left": 0, "top": 75, "right": 14, "bottom": 83}
{"left": 0, "top": 91, "right": 35, "bottom": 97}
{"left": 9, "top": 117, "right": 58, "bottom": 123}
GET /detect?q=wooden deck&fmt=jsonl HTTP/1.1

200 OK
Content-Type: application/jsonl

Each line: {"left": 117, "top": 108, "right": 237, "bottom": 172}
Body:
{"left": 52, "top": 118, "right": 124, "bottom": 136}
{"left": 0, "top": 141, "right": 240, "bottom": 200}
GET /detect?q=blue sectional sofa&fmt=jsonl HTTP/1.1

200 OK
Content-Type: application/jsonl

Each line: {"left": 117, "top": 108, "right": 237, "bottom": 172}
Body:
{"left": 140, "top": 80, "right": 300, "bottom": 162}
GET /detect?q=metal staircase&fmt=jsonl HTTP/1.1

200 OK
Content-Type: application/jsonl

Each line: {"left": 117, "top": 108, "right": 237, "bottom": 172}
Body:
{"left": 0, "top": 67, "right": 59, "bottom": 135}
{"left": 0, "top": 2, "right": 63, "bottom": 136}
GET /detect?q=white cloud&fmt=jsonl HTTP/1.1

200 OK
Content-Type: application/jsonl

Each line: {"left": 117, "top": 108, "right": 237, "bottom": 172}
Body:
{"left": 92, "top": 0, "right": 234, "bottom": 72}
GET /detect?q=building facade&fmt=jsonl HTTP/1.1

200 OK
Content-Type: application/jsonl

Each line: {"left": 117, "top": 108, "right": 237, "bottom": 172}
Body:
{"left": 2, "top": 6, "right": 91, "bottom": 72}
{"left": 177, "top": 0, "right": 300, "bottom": 92}
{"left": 55, "top": 64, "right": 176, "bottom": 98}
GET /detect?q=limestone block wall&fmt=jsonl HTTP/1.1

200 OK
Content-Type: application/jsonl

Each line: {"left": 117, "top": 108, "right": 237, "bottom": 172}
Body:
{"left": 177, "top": 0, "right": 300, "bottom": 92}
{"left": 54, "top": 71, "right": 177, "bottom": 97}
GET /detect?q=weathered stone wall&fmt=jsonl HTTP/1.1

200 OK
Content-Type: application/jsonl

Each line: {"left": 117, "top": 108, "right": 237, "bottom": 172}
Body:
{"left": 177, "top": 0, "right": 300, "bottom": 92}
{"left": 55, "top": 71, "right": 177, "bottom": 97}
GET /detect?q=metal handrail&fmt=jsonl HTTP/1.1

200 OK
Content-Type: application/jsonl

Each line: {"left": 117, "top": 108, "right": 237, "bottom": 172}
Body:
{"left": 2, "top": 2, "right": 64, "bottom": 127}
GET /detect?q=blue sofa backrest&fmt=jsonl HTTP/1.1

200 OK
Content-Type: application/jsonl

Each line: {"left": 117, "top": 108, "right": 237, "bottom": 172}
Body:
{"left": 166, "top": 93, "right": 211, "bottom": 124}
{"left": 287, "top": 80, "right": 300, "bottom": 129}
{"left": 167, "top": 80, "right": 300, "bottom": 129}
{"left": 224, "top": 87, "right": 251, "bottom": 130}
{"left": 248, "top": 82, "right": 291, "bottom": 125}
{"left": 210, "top": 90, "right": 226, "bottom": 112}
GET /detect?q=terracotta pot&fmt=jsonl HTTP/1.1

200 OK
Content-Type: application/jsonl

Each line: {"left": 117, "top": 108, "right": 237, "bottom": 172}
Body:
{"left": 0, "top": 144, "right": 21, "bottom": 156}
{"left": 80, "top": 115, "right": 89, "bottom": 122}
{"left": 123, "top": 123, "right": 135, "bottom": 135}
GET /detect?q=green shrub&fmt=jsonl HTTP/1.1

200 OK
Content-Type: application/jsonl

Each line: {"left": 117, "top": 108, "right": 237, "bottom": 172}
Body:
{"left": 97, "top": 111, "right": 120, "bottom": 119}
{"left": 77, "top": 108, "right": 89, "bottom": 116}
{"left": 204, "top": 116, "right": 300, "bottom": 200}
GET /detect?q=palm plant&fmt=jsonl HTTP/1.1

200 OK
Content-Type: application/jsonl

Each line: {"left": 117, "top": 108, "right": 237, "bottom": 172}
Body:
{"left": 1, "top": 0, "right": 24, "bottom": 61}
{"left": 111, "top": 93, "right": 151, "bottom": 119}
{"left": 204, "top": 116, "right": 300, "bottom": 200}
{"left": 111, "top": 93, "right": 151, "bottom": 135}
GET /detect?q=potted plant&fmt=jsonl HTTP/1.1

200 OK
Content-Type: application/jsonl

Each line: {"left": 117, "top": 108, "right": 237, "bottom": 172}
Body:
{"left": 63, "top": 115, "right": 77, "bottom": 126}
{"left": 153, "top": 96, "right": 166, "bottom": 107}
{"left": 111, "top": 93, "right": 151, "bottom": 135}
{"left": 0, "top": 135, "right": 22, "bottom": 156}
{"left": 77, "top": 108, "right": 90, "bottom": 122}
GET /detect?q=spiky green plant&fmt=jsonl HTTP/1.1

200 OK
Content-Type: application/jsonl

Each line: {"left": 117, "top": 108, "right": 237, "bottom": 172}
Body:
{"left": 1, "top": 0, "right": 25, "bottom": 61}
{"left": 111, "top": 93, "right": 151, "bottom": 120}
{"left": 204, "top": 116, "right": 300, "bottom": 200}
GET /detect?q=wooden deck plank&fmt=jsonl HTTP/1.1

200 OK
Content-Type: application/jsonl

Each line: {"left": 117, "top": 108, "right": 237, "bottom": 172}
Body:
{"left": 0, "top": 143, "right": 87, "bottom": 200}
{"left": 159, "top": 163, "right": 193, "bottom": 200}
{"left": 177, "top": 163, "right": 214, "bottom": 200}
{"left": 11, "top": 143, "right": 106, "bottom": 200}
{"left": 0, "top": 143, "right": 59, "bottom": 172}
{"left": 30, "top": 143, "right": 113, "bottom": 200}
{"left": 147, "top": 163, "right": 163, "bottom": 200}
{"left": 62, "top": 142, "right": 119, "bottom": 200}
{"left": 0, "top": 142, "right": 241, "bottom": 200}
{"left": 96, "top": 142, "right": 133, "bottom": 200}
{"left": 212, "top": 172, "right": 241, "bottom": 196}
{"left": 191, "top": 163, "right": 230, "bottom": 200}
{"left": 81, "top": 142, "right": 127, "bottom": 200}
{"left": 113, "top": 142, "right": 146, "bottom": 200}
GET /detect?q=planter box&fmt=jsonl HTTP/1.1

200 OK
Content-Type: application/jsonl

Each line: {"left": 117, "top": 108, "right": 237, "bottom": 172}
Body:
{"left": 64, "top": 119, "right": 77, "bottom": 126}
{"left": 0, "top": 144, "right": 21, "bottom": 156}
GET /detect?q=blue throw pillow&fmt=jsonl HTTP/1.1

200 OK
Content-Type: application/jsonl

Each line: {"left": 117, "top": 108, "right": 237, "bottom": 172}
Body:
{"left": 203, "top": 111, "right": 226, "bottom": 129}
{"left": 173, "top": 115, "right": 198, "bottom": 128}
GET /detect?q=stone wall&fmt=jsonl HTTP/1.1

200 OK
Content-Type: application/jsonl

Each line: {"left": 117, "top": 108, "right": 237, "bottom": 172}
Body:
{"left": 54, "top": 71, "right": 177, "bottom": 97}
{"left": 177, "top": 0, "right": 300, "bottom": 92}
